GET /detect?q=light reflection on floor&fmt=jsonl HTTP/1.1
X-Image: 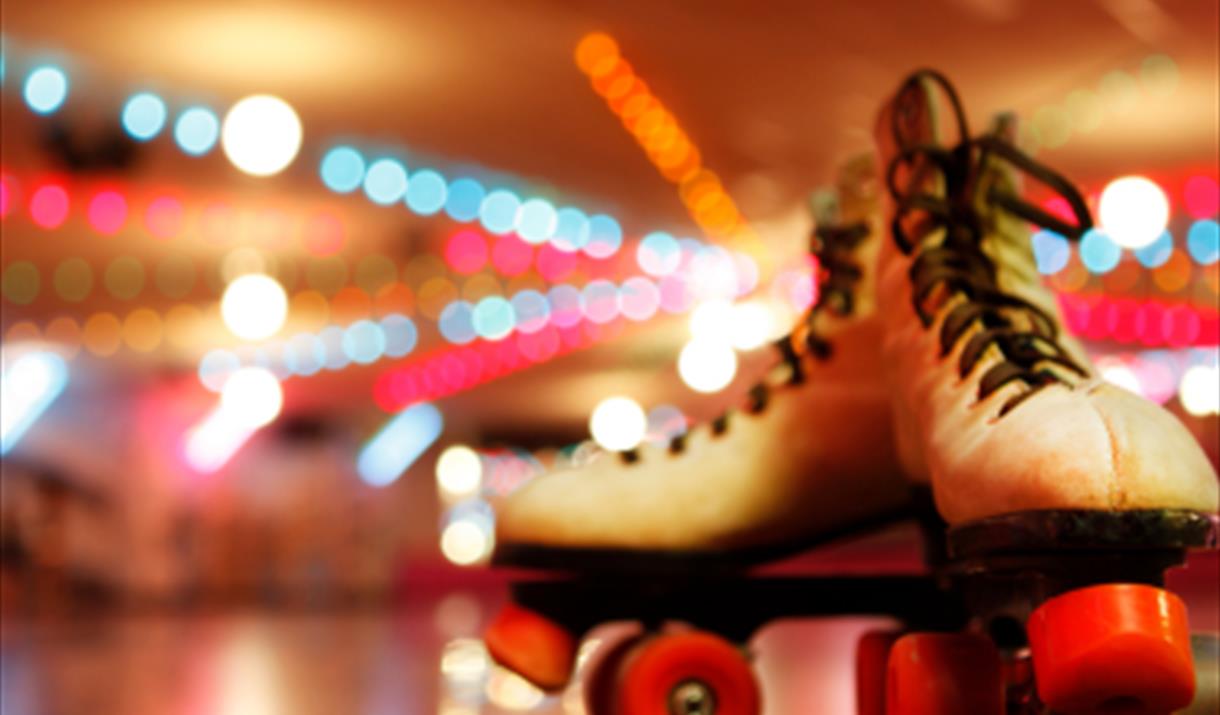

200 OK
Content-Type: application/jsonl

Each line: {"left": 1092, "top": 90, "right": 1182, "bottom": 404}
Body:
{"left": 1, "top": 551, "right": 1215, "bottom": 715}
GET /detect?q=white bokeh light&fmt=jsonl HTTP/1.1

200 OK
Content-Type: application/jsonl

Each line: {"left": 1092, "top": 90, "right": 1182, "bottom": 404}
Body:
{"left": 220, "top": 367, "right": 284, "bottom": 428}
{"left": 1100, "top": 364, "right": 1143, "bottom": 397}
{"left": 436, "top": 445, "right": 483, "bottom": 500}
{"left": 441, "top": 519, "right": 493, "bottom": 566}
{"left": 689, "top": 299, "right": 734, "bottom": 344}
{"left": 221, "top": 274, "right": 288, "bottom": 341}
{"left": 589, "top": 396, "right": 647, "bottom": 452}
{"left": 729, "top": 300, "right": 779, "bottom": 350}
{"left": 678, "top": 339, "right": 738, "bottom": 393}
{"left": 222, "top": 95, "right": 303, "bottom": 177}
{"left": 1099, "top": 176, "right": 1170, "bottom": 249}
{"left": 1179, "top": 365, "right": 1219, "bottom": 416}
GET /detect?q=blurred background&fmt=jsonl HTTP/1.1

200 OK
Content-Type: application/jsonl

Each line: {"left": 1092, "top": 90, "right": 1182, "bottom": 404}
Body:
{"left": 0, "top": 1, "right": 1217, "bottom": 713}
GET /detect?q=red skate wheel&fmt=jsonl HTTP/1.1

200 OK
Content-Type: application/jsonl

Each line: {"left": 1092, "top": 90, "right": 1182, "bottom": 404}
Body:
{"left": 885, "top": 632, "right": 1004, "bottom": 715}
{"left": 583, "top": 632, "right": 645, "bottom": 715}
{"left": 618, "top": 631, "right": 760, "bottom": 715}
{"left": 484, "top": 602, "right": 578, "bottom": 692}
{"left": 856, "top": 629, "right": 901, "bottom": 715}
{"left": 1027, "top": 583, "right": 1195, "bottom": 715}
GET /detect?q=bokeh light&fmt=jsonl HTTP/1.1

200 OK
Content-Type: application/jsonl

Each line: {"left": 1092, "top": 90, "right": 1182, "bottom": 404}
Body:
{"left": 637, "top": 231, "right": 682, "bottom": 276}
{"left": 439, "top": 301, "right": 477, "bottom": 344}
{"left": 581, "top": 280, "right": 619, "bottom": 324}
{"left": 23, "top": 65, "right": 68, "bottom": 114}
{"left": 174, "top": 106, "right": 221, "bottom": 156}
{"left": 551, "top": 207, "right": 590, "bottom": 252}
{"left": 221, "top": 274, "right": 288, "bottom": 341}
{"left": 1179, "top": 364, "right": 1220, "bottom": 416}
{"left": 1188, "top": 219, "right": 1219, "bottom": 265}
{"left": 363, "top": 158, "right": 409, "bottom": 205}
{"left": 87, "top": 190, "right": 127, "bottom": 235}
{"left": 589, "top": 396, "right": 646, "bottom": 451}
{"left": 472, "top": 296, "right": 515, "bottom": 341}
{"left": 220, "top": 366, "right": 284, "bottom": 428}
{"left": 510, "top": 290, "right": 549, "bottom": 333}
{"left": 405, "top": 169, "right": 448, "bottom": 215}
{"left": 1031, "top": 230, "right": 1072, "bottom": 274}
{"left": 441, "top": 518, "right": 493, "bottom": 566}
{"left": 221, "top": 94, "right": 303, "bottom": 176}
{"left": 1098, "top": 176, "right": 1170, "bottom": 249}
{"left": 436, "top": 445, "right": 483, "bottom": 501}
{"left": 319, "top": 146, "right": 365, "bottom": 193}
{"left": 1133, "top": 230, "right": 1174, "bottom": 269}
{"left": 342, "top": 320, "right": 387, "bottom": 364}
{"left": 617, "top": 277, "right": 660, "bottom": 322}
{"left": 491, "top": 234, "right": 533, "bottom": 276}
{"left": 728, "top": 300, "right": 778, "bottom": 350}
{"left": 479, "top": 190, "right": 521, "bottom": 235}
{"left": 445, "top": 230, "right": 489, "bottom": 274}
{"left": 515, "top": 198, "right": 557, "bottom": 244}
{"left": 29, "top": 183, "right": 68, "bottom": 229}
{"left": 584, "top": 215, "right": 622, "bottom": 259}
{"left": 1183, "top": 175, "right": 1219, "bottom": 219}
{"left": 121, "top": 92, "right": 167, "bottom": 141}
{"left": 1079, "top": 229, "right": 1122, "bottom": 274}
{"left": 678, "top": 338, "right": 737, "bottom": 393}
{"left": 445, "top": 178, "right": 486, "bottom": 222}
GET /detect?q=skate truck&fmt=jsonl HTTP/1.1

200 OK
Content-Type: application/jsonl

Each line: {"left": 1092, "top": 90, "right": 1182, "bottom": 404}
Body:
{"left": 485, "top": 507, "right": 1218, "bottom": 715}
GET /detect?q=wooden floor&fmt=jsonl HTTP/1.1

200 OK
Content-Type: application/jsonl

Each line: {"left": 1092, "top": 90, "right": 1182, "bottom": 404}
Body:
{"left": 1, "top": 552, "right": 1215, "bottom": 715}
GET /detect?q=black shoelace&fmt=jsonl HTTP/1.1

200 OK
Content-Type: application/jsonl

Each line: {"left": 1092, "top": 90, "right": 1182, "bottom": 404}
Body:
{"left": 885, "top": 69, "right": 1094, "bottom": 416}
{"left": 623, "top": 218, "right": 869, "bottom": 462}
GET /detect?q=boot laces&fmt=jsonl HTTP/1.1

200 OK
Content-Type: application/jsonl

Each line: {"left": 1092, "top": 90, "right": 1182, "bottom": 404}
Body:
{"left": 636, "top": 217, "right": 870, "bottom": 461}
{"left": 885, "top": 69, "right": 1094, "bottom": 416}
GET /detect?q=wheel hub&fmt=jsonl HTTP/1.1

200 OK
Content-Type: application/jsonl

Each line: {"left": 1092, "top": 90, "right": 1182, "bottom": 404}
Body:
{"left": 669, "top": 680, "right": 716, "bottom": 715}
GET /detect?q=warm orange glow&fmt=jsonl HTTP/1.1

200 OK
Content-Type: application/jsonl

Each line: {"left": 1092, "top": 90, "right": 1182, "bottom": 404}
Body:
{"left": 575, "top": 33, "right": 619, "bottom": 74}
{"left": 573, "top": 32, "right": 764, "bottom": 258}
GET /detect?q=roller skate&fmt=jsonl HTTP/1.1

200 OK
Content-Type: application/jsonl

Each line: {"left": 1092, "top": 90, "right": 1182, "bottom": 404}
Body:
{"left": 484, "top": 158, "right": 939, "bottom": 714}
{"left": 870, "top": 69, "right": 1220, "bottom": 714}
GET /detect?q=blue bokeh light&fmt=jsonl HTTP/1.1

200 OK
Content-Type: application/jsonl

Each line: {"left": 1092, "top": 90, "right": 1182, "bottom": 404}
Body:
{"left": 284, "top": 334, "right": 326, "bottom": 377}
{"left": 585, "top": 214, "right": 623, "bottom": 259}
{"left": 581, "top": 280, "right": 619, "bottom": 324}
{"left": 174, "top": 107, "right": 220, "bottom": 156}
{"left": 320, "top": 326, "right": 351, "bottom": 370}
{"left": 516, "top": 198, "right": 558, "bottom": 244}
{"left": 1079, "top": 229, "right": 1122, "bottom": 274}
{"left": 357, "top": 402, "right": 444, "bottom": 487}
{"left": 548, "top": 285, "right": 583, "bottom": 328}
{"left": 637, "top": 231, "right": 682, "bottom": 276}
{"left": 405, "top": 169, "right": 448, "bottom": 216}
{"left": 552, "top": 207, "right": 590, "bottom": 252}
{"left": 198, "top": 349, "right": 240, "bottom": 392}
{"left": 343, "top": 320, "right": 388, "bottom": 365}
{"left": 381, "top": 315, "right": 418, "bottom": 358}
{"left": 479, "top": 189, "right": 522, "bottom": 235}
{"left": 439, "top": 301, "right": 477, "bottom": 344}
{"left": 121, "top": 92, "right": 167, "bottom": 141}
{"left": 1030, "top": 230, "right": 1071, "bottom": 275}
{"left": 363, "top": 158, "right": 409, "bottom": 205}
{"left": 472, "top": 296, "right": 516, "bottom": 341}
{"left": 445, "top": 178, "right": 486, "bottom": 222}
{"left": 510, "top": 290, "right": 550, "bottom": 334}
{"left": 1133, "top": 230, "right": 1174, "bottom": 269}
{"left": 1187, "top": 219, "right": 1219, "bottom": 265}
{"left": 23, "top": 65, "right": 68, "bottom": 114}
{"left": 320, "top": 146, "right": 366, "bottom": 193}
